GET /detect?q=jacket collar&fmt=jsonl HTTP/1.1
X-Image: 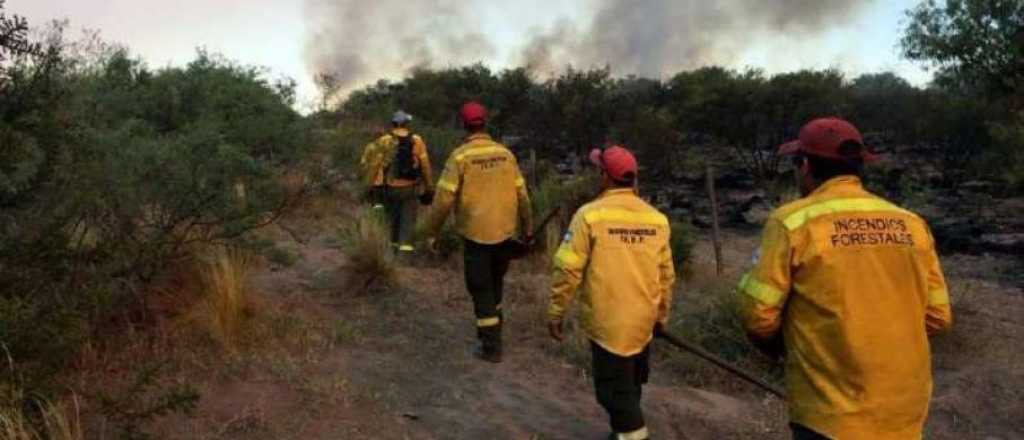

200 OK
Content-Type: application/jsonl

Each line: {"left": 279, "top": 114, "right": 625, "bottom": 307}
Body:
{"left": 599, "top": 188, "right": 637, "bottom": 199}
{"left": 466, "top": 132, "right": 493, "bottom": 142}
{"left": 811, "top": 175, "right": 863, "bottom": 196}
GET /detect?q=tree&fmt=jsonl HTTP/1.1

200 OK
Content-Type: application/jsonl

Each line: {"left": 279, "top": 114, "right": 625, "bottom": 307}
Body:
{"left": 902, "top": 0, "right": 1024, "bottom": 99}
{"left": 0, "top": 0, "right": 39, "bottom": 63}
{"left": 849, "top": 72, "right": 923, "bottom": 143}
{"left": 902, "top": 0, "right": 1024, "bottom": 190}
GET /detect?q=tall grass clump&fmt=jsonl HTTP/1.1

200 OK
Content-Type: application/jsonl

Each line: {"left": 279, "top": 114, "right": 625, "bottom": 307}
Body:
{"left": 339, "top": 207, "right": 396, "bottom": 288}
{"left": 188, "top": 246, "right": 252, "bottom": 351}
{"left": 0, "top": 400, "right": 82, "bottom": 440}
{"left": 0, "top": 371, "right": 82, "bottom": 440}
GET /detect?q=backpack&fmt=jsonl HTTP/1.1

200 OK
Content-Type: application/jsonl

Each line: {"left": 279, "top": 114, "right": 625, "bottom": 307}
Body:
{"left": 388, "top": 133, "right": 420, "bottom": 180}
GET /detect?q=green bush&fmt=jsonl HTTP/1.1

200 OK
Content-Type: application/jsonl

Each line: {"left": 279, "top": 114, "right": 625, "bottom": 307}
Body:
{"left": 670, "top": 221, "right": 697, "bottom": 270}
{"left": 0, "top": 21, "right": 312, "bottom": 396}
{"left": 987, "top": 112, "right": 1024, "bottom": 194}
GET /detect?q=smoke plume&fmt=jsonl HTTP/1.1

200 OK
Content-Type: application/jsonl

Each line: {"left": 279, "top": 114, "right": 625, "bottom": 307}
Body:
{"left": 304, "top": 0, "right": 495, "bottom": 94}
{"left": 520, "top": 0, "right": 875, "bottom": 77}
{"left": 304, "top": 0, "right": 874, "bottom": 93}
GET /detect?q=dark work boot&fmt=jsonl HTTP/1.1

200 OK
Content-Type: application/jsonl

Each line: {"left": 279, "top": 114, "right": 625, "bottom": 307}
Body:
{"left": 475, "top": 325, "right": 502, "bottom": 363}
{"left": 474, "top": 344, "right": 502, "bottom": 363}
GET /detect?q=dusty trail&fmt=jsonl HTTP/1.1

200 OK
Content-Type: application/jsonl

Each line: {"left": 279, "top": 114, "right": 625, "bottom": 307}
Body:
{"left": 227, "top": 219, "right": 775, "bottom": 439}
{"left": 313, "top": 262, "right": 758, "bottom": 439}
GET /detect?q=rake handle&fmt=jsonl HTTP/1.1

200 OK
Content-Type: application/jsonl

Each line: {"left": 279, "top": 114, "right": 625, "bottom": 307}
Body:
{"left": 656, "top": 329, "right": 787, "bottom": 399}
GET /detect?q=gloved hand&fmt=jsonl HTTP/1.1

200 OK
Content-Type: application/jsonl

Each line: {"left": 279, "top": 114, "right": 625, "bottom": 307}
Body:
{"left": 418, "top": 189, "right": 435, "bottom": 206}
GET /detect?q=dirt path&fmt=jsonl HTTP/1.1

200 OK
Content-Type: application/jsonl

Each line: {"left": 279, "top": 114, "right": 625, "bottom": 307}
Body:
{"left": 207, "top": 221, "right": 778, "bottom": 440}
{"left": 303, "top": 263, "right": 763, "bottom": 439}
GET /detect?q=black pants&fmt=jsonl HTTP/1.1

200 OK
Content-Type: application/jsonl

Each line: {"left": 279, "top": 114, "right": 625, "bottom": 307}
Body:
{"left": 592, "top": 341, "right": 650, "bottom": 434}
{"left": 384, "top": 186, "right": 418, "bottom": 254}
{"left": 791, "top": 423, "right": 830, "bottom": 440}
{"left": 463, "top": 239, "right": 511, "bottom": 354}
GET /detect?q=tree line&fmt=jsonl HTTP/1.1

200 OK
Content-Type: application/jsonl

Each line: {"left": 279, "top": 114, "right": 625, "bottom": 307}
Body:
{"left": 323, "top": 1, "right": 1022, "bottom": 191}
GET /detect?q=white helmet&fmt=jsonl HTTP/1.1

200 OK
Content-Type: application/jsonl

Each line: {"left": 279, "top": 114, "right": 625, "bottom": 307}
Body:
{"left": 392, "top": 110, "right": 413, "bottom": 124}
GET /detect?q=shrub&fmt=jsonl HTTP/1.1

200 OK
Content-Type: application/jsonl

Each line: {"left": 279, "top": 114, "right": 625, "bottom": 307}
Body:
{"left": 987, "top": 111, "right": 1024, "bottom": 194}
{"left": 0, "top": 20, "right": 311, "bottom": 403}
{"left": 670, "top": 221, "right": 697, "bottom": 270}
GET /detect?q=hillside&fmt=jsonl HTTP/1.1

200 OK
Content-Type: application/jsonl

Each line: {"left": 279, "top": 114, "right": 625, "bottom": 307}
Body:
{"left": 43, "top": 187, "right": 1020, "bottom": 439}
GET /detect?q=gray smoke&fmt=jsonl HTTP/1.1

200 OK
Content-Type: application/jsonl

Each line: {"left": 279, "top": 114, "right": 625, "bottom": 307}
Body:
{"left": 304, "top": 0, "right": 495, "bottom": 94}
{"left": 520, "top": 0, "right": 875, "bottom": 77}
{"left": 304, "top": 0, "right": 874, "bottom": 93}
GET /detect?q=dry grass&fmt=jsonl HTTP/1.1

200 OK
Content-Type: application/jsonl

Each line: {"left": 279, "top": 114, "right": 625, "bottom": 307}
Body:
{"left": 177, "top": 245, "right": 254, "bottom": 352}
{"left": 0, "top": 390, "right": 82, "bottom": 440}
{"left": 339, "top": 206, "right": 396, "bottom": 288}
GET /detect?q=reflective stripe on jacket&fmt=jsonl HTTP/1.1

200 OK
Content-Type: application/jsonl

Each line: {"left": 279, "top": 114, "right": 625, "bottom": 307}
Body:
{"left": 427, "top": 133, "right": 531, "bottom": 244}
{"left": 738, "top": 176, "right": 953, "bottom": 440}
{"left": 359, "top": 128, "right": 433, "bottom": 188}
{"left": 549, "top": 188, "right": 676, "bottom": 357}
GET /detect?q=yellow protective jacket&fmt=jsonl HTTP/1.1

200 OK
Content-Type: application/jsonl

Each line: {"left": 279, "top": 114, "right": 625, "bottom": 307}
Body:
{"left": 359, "top": 128, "right": 433, "bottom": 189}
{"left": 549, "top": 188, "right": 676, "bottom": 357}
{"left": 738, "top": 176, "right": 953, "bottom": 440}
{"left": 427, "top": 133, "right": 532, "bottom": 244}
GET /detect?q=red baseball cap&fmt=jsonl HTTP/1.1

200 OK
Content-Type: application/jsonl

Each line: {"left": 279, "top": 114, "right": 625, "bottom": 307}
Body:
{"left": 589, "top": 145, "right": 638, "bottom": 183}
{"left": 459, "top": 101, "right": 487, "bottom": 126}
{"left": 779, "top": 117, "right": 878, "bottom": 162}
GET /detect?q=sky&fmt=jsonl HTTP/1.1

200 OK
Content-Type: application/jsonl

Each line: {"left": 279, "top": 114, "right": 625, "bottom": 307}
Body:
{"left": 12, "top": 0, "right": 933, "bottom": 112}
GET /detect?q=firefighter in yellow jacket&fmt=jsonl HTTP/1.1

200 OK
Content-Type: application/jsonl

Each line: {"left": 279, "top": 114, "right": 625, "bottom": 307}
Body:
{"left": 360, "top": 111, "right": 434, "bottom": 258}
{"left": 548, "top": 146, "right": 675, "bottom": 440}
{"left": 425, "top": 101, "right": 532, "bottom": 363}
{"left": 738, "top": 118, "right": 953, "bottom": 440}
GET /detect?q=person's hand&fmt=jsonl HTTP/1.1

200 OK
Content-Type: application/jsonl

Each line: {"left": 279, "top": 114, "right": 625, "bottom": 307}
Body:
{"left": 548, "top": 320, "right": 564, "bottom": 342}
{"left": 426, "top": 237, "right": 439, "bottom": 254}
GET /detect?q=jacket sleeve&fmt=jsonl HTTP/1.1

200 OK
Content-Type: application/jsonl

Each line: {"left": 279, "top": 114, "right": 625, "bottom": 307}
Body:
{"left": 737, "top": 217, "right": 793, "bottom": 341}
{"left": 923, "top": 227, "right": 953, "bottom": 335}
{"left": 415, "top": 135, "right": 433, "bottom": 190}
{"left": 548, "top": 212, "right": 591, "bottom": 323}
{"left": 657, "top": 226, "right": 676, "bottom": 325}
{"left": 514, "top": 159, "right": 533, "bottom": 235}
{"left": 424, "top": 153, "right": 460, "bottom": 237}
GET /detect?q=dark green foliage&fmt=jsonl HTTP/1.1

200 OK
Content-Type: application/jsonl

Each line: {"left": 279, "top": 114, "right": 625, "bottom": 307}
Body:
{"left": 670, "top": 221, "right": 697, "bottom": 270}
{"left": 901, "top": 0, "right": 1024, "bottom": 192}
{"left": 94, "top": 364, "right": 201, "bottom": 440}
{"left": 0, "top": 14, "right": 311, "bottom": 396}
{"left": 902, "top": 0, "right": 1024, "bottom": 97}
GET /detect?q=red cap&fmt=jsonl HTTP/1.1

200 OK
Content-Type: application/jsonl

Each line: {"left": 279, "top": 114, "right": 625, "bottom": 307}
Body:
{"left": 589, "top": 145, "right": 638, "bottom": 183}
{"left": 779, "top": 117, "right": 878, "bottom": 162}
{"left": 459, "top": 101, "right": 487, "bottom": 126}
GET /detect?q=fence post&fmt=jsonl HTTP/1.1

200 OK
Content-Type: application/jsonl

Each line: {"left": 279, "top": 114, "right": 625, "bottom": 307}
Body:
{"left": 706, "top": 164, "right": 724, "bottom": 276}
